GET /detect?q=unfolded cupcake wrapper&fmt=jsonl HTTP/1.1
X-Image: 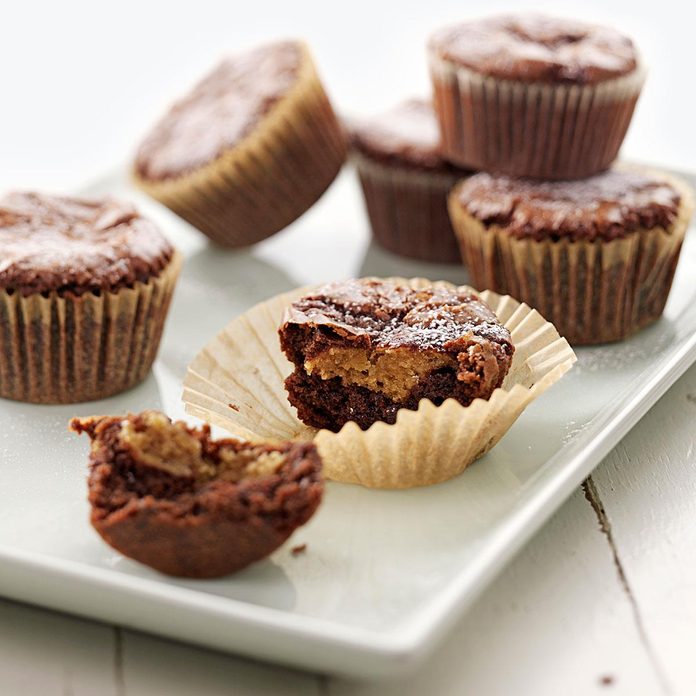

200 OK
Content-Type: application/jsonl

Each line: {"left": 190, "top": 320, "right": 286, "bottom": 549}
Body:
{"left": 353, "top": 152, "right": 464, "bottom": 264}
{"left": 0, "top": 253, "right": 182, "bottom": 404}
{"left": 135, "top": 46, "right": 347, "bottom": 248}
{"left": 449, "top": 175, "right": 694, "bottom": 345}
{"left": 182, "top": 278, "right": 576, "bottom": 488}
{"left": 429, "top": 53, "right": 646, "bottom": 180}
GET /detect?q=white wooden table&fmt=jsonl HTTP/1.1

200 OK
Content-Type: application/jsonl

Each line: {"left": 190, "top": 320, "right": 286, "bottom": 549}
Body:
{"left": 2, "top": 361, "right": 694, "bottom": 696}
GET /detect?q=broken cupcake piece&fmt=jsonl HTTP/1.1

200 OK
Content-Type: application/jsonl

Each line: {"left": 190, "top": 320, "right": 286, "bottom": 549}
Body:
{"left": 278, "top": 278, "right": 515, "bottom": 432}
{"left": 70, "top": 411, "right": 323, "bottom": 578}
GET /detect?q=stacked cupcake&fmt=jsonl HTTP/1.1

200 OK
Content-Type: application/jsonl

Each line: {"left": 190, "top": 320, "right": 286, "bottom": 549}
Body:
{"left": 352, "top": 13, "right": 693, "bottom": 345}
{"left": 349, "top": 99, "right": 472, "bottom": 264}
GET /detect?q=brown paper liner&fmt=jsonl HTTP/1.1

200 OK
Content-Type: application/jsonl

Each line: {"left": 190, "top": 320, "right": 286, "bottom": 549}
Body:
{"left": 182, "top": 278, "right": 576, "bottom": 488}
{"left": 0, "top": 253, "right": 182, "bottom": 404}
{"left": 449, "top": 173, "right": 694, "bottom": 345}
{"left": 353, "top": 152, "right": 465, "bottom": 263}
{"left": 429, "top": 53, "right": 646, "bottom": 180}
{"left": 134, "top": 44, "right": 347, "bottom": 248}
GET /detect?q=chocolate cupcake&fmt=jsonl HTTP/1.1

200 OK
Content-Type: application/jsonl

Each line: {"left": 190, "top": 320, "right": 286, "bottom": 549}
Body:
{"left": 134, "top": 40, "right": 346, "bottom": 247}
{"left": 71, "top": 411, "right": 323, "bottom": 578}
{"left": 0, "top": 192, "right": 180, "bottom": 403}
{"left": 279, "top": 278, "right": 514, "bottom": 431}
{"left": 449, "top": 167, "right": 694, "bottom": 345}
{"left": 429, "top": 14, "right": 645, "bottom": 179}
{"left": 184, "top": 276, "right": 576, "bottom": 488}
{"left": 350, "top": 99, "right": 472, "bottom": 263}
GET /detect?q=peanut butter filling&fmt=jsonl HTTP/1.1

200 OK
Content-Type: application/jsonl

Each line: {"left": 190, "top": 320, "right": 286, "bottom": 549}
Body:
{"left": 216, "top": 449, "right": 286, "bottom": 482}
{"left": 119, "top": 411, "right": 285, "bottom": 483}
{"left": 304, "top": 347, "right": 457, "bottom": 402}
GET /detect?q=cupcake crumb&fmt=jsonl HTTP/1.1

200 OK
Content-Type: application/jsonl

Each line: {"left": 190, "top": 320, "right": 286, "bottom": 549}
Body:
{"left": 598, "top": 674, "right": 615, "bottom": 687}
{"left": 291, "top": 543, "right": 307, "bottom": 556}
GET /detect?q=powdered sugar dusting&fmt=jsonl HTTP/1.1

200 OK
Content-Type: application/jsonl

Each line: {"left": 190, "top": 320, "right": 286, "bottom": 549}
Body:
{"left": 288, "top": 278, "right": 513, "bottom": 351}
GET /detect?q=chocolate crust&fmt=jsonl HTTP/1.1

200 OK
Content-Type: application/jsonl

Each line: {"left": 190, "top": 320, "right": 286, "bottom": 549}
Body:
{"left": 281, "top": 279, "right": 512, "bottom": 350}
{"left": 71, "top": 413, "right": 323, "bottom": 578}
{"left": 279, "top": 279, "right": 514, "bottom": 432}
{"left": 450, "top": 169, "right": 683, "bottom": 242}
{"left": 428, "top": 14, "right": 638, "bottom": 85}
{"left": 0, "top": 192, "right": 174, "bottom": 297}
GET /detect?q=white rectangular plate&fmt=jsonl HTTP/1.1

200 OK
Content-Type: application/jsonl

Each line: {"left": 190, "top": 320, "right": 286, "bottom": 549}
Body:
{"left": 1, "top": 166, "right": 695, "bottom": 679}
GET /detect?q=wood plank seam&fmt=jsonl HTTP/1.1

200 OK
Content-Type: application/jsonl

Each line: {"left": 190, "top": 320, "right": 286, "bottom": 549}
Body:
{"left": 582, "top": 475, "right": 673, "bottom": 695}
{"left": 113, "top": 626, "right": 125, "bottom": 696}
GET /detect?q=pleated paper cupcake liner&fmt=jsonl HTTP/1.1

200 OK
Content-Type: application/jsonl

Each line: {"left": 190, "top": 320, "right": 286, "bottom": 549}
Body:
{"left": 449, "top": 174, "right": 694, "bottom": 345}
{"left": 0, "top": 253, "right": 182, "bottom": 404}
{"left": 353, "top": 152, "right": 464, "bottom": 264}
{"left": 429, "top": 52, "right": 646, "bottom": 180}
{"left": 134, "top": 44, "right": 347, "bottom": 248}
{"left": 182, "top": 278, "right": 576, "bottom": 488}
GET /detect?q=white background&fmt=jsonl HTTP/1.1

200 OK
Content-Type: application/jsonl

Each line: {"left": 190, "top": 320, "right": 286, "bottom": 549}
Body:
{"left": 0, "top": 0, "right": 693, "bottom": 192}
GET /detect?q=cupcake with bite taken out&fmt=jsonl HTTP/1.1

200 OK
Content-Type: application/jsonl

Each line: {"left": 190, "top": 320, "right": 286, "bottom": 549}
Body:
{"left": 71, "top": 411, "right": 323, "bottom": 578}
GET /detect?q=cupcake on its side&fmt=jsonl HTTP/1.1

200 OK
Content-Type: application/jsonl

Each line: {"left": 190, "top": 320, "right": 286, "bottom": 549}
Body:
{"left": 350, "top": 100, "right": 473, "bottom": 263}
{"left": 429, "top": 14, "right": 645, "bottom": 179}
{"left": 449, "top": 167, "right": 694, "bottom": 345}
{"left": 134, "top": 40, "right": 346, "bottom": 247}
{"left": 71, "top": 411, "right": 323, "bottom": 578}
{"left": 0, "top": 192, "right": 180, "bottom": 403}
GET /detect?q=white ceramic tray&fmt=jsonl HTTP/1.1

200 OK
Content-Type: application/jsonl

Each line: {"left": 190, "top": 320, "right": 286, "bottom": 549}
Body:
{"left": 0, "top": 166, "right": 695, "bottom": 679}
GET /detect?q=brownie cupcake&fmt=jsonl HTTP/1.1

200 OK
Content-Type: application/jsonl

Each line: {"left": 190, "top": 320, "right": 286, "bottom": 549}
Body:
{"left": 429, "top": 14, "right": 645, "bottom": 179}
{"left": 0, "top": 192, "right": 180, "bottom": 403}
{"left": 279, "top": 278, "right": 514, "bottom": 431}
{"left": 350, "top": 99, "right": 472, "bottom": 263}
{"left": 134, "top": 40, "right": 346, "bottom": 247}
{"left": 449, "top": 167, "right": 694, "bottom": 345}
{"left": 71, "top": 411, "right": 323, "bottom": 578}
{"left": 183, "top": 276, "right": 576, "bottom": 488}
